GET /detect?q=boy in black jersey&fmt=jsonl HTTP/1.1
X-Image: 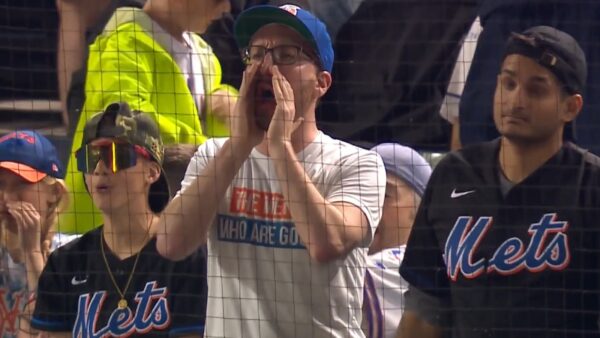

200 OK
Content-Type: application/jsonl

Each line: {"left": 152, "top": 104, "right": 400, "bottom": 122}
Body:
{"left": 398, "top": 26, "right": 600, "bottom": 338}
{"left": 31, "top": 102, "right": 207, "bottom": 337}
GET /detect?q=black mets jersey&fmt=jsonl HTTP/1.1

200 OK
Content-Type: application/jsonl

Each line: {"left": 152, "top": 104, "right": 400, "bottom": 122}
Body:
{"left": 401, "top": 139, "right": 600, "bottom": 338}
{"left": 31, "top": 227, "right": 207, "bottom": 337}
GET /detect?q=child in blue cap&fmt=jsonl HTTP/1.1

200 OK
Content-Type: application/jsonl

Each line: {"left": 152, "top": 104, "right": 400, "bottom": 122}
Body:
{"left": 0, "top": 130, "right": 75, "bottom": 336}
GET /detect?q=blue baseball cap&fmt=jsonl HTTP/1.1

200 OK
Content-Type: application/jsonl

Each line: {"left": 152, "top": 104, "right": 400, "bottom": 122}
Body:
{"left": 234, "top": 4, "right": 334, "bottom": 72}
{"left": 371, "top": 143, "right": 432, "bottom": 197}
{"left": 0, "top": 130, "right": 65, "bottom": 182}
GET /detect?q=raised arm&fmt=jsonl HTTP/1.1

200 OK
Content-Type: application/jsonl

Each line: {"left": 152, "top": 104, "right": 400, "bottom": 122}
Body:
{"left": 6, "top": 201, "right": 49, "bottom": 337}
{"left": 156, "top": 138, "right": 250, "bottom": 260}
{"left": 157, "top": 64, "right": 264, "bottom": 260}
{"left": 267, "top": 67, "right": 385, "bottom": 263}
{"left": 55, "top": 0, "right": 112, "bottom": 125}
{"left": 268, "top": 142, "right": 383, "bottom": 262}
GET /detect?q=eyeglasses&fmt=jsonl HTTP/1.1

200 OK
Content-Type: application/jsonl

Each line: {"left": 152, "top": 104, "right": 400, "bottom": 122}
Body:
{"left": 242, "top": 45, "right": 315, "bottom": 66}
{"left": 75, "top": 141, "right": 151, "bottom": 174}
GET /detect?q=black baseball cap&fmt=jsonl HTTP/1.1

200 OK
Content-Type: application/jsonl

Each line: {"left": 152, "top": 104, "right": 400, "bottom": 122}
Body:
{"left": 504, "top": 26, "right": 587, "bottom": 94}
{"left": 80, "top": 102, "right": 170, "bottom": 213}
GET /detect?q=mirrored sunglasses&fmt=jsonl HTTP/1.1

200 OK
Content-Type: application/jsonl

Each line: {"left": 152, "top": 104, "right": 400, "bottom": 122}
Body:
{"left": 75, "top": 141, "right": 151, "bottom": 174}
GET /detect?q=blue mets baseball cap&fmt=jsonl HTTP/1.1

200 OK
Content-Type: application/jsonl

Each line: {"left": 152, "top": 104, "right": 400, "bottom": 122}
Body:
{"left": 371, "top": 143, "right": 432, "bottom": 197}
{"left": 234, "top": 4, "right": 334, "bottom": 72}
{"left": 0, "top": 130, "right": 65, "bottom": 182}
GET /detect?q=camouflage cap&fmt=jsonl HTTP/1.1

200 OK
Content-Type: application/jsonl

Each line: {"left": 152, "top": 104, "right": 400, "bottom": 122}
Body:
{"left": 81, "top": 102, "right": 170, "bottom": 213}
{"left": 82, "top": 102, "right": 164, "bottom": 164}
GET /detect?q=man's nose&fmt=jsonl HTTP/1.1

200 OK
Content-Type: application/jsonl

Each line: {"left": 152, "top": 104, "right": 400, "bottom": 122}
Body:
{"left": 509, "top": 85, "right": 527, "bottom": 110}
{"left": 500, "top": 84, "right": 525, "bottom": 110}
{"left": 258, "top": 52, "right": 274, "bottom": 75}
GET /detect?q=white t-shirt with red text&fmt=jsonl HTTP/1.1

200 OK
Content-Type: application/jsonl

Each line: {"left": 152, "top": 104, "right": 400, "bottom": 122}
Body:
{"left": 181, "top": 132, "right": 386, "bottom": 338}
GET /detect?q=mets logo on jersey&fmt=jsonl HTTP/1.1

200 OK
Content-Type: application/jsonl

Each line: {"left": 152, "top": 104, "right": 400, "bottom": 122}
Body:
{"left": 73, "top": 281, "right": 171, "bottom": 337}
{"left": 444, "top": 213, "right": 570, "bottom": 281}
{"left": 0, "top": 288, "right": 24, "bottom": 337}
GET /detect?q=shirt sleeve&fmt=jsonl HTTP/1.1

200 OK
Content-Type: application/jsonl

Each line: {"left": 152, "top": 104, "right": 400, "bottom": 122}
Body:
{"left": 399, "top": 166, "right": 451, "bottom": 300}
{"left": 167, "top": 247, "right": 208, "bottom": 336}
{"left": 31, "top": 251, "right": 72, "bottom": 332}
{"left": 326, "top": 149, "right": 386, "bottom": 246}
{"left": 178, "top": 138, "right": 221, "bottom": 194}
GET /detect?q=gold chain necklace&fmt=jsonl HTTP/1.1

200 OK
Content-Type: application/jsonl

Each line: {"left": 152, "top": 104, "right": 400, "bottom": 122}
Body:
{"left": 100, "top": 217, "right": 152, "bottom": 310}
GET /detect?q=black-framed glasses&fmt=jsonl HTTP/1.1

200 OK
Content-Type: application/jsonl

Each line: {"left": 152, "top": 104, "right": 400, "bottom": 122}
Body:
{"left": 242, "top": 45, "right": 313, "bottom": 66}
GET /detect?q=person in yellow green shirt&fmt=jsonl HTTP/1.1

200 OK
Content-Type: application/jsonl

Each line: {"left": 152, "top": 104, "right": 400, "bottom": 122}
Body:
{"left": 60, "top": 0, "right": 236, "bottom": 233}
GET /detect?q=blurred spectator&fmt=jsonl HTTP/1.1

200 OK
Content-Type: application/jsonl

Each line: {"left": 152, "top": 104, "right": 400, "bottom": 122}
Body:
{"left": 58, "top": 0, "right": 236, "bottom": 233}
{"left": 439, "top": 17, "right": 482, "bottom": 150}
{"left": 363, "top": 143, "right": 432, "bottom": 338}
{"left": 318, "top": 0, "right": 478, "bottom": 151}
{"left": 56, "top": 0, "right": 119, "bottom": 124}
{"left": 307, "top": 0, "right": 365, "bottom": 39}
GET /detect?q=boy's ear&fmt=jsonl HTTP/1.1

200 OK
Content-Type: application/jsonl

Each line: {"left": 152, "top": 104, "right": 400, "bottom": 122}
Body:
{"left": 146, "top": 162, "right": 161, "bottom": 185}
{"left": 48, "top": 181, "right": 67, "bottom": 204}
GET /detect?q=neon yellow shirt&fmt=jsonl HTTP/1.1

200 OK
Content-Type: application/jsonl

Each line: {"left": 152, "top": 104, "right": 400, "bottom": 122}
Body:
{"left": 59, "top": 8, "right": 234, "bottom": 233}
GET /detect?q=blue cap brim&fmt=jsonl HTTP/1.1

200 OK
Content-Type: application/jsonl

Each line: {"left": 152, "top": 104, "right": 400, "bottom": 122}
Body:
{"left": 234, "top": 6, "right": 318, "bottom": 57}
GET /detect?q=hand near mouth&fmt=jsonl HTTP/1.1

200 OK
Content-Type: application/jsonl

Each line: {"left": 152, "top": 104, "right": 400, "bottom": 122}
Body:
{"left": 6, "top": 201, "right": 42, "bottom": 255}
{"left": 267, "top": 65, "right": 303, "bottom": 154}
{"left": 230, "top": 62, "right": 265, "bottom": 153}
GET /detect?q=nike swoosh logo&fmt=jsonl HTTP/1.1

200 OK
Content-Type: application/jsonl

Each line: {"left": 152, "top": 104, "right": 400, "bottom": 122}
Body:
{"left": 71, "top": 276, "right": 88, "bottom": 285}
{"left": 450, "top": 188, "right": 476, "bottom": 198}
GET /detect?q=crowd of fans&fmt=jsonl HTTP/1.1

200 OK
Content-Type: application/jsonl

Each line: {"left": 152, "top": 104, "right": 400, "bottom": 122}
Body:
{"left": 0, "top": 1, "right": 599, "bottom": 337}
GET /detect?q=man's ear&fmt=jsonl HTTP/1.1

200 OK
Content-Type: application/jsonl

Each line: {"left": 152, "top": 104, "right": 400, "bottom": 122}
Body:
{"left": 563, "top": 93, "right": 583, "bottom": 123}
{"left": 316, "top": 71, "right": 332, "bottom": 98}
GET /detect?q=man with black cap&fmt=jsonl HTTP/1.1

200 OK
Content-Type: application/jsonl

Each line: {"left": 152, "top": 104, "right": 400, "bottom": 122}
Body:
{"left": 459, "top": 1, "right": 600, "bottom": 155}
{"left": 31, "top": 102, "right": 207, "bottom": 337}
{"left": 157, "top": 4, "right": 385, "bottom": 338}
{"left": 397, "top": 26, "right": 600, "bottom": 338}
